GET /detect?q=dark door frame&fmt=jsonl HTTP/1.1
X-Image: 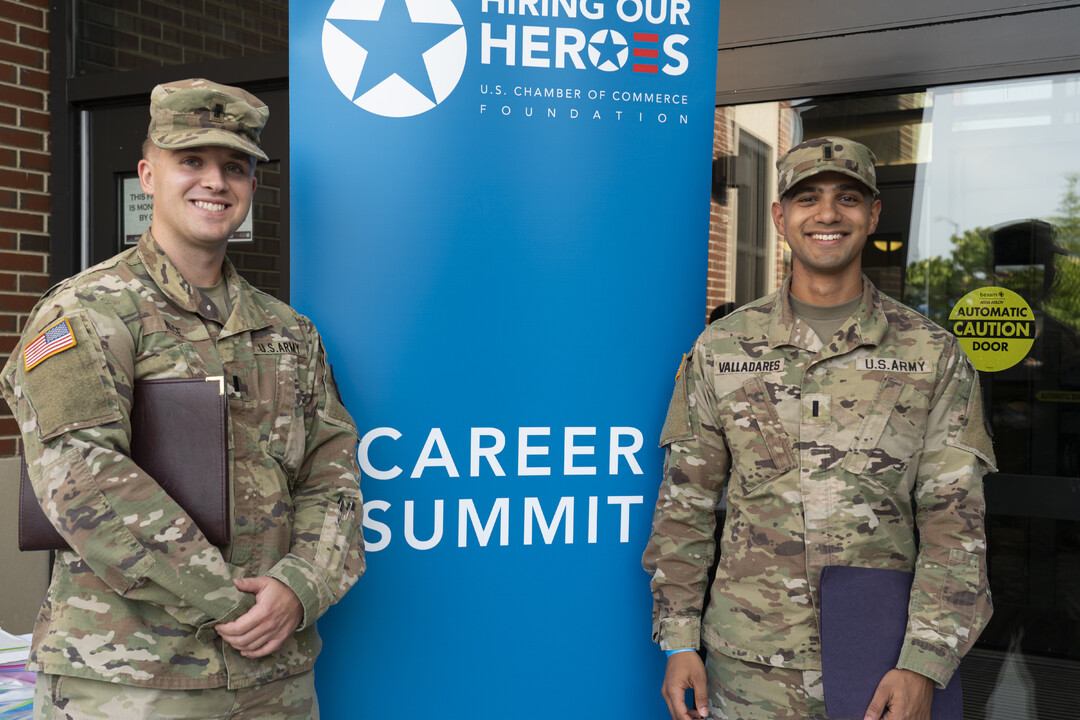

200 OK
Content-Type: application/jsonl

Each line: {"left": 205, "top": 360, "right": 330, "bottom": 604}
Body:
{"left": 713, "top": 3, "right": 1080, "bottom": 107}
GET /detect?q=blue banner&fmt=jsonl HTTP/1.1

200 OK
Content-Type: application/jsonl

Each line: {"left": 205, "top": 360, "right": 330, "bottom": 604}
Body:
{"left": 290, "top": 0, "right": 720, "bottom": 715}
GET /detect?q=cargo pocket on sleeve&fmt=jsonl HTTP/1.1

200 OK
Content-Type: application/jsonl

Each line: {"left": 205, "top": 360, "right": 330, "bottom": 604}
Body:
{"left": 313, "top": 487, "right": 362, "bottom": 595}
{"left": 939, "top": 548, "right": 980, "bottom": 637}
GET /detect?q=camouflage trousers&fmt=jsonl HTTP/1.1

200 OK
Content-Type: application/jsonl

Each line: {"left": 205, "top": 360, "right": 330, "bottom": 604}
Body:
{"left": 33, "top": 671, "right": 319, "bottom": 720}
{"left": 706, "top": 650, "right": 828, "bottom": 720}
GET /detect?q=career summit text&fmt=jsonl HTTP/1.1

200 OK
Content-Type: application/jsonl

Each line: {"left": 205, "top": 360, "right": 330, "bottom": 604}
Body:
{"left": 359, "top": 425, "right": 650, "bottom": 551}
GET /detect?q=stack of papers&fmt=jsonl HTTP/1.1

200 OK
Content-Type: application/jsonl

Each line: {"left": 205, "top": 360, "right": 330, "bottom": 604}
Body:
{"left": 0, "top": 628, "right": 33, "bottom": 720}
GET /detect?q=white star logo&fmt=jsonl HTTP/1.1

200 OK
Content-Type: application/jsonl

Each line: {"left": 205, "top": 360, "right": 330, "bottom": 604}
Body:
{"left": 323, "top": 0, "right": 467, "bottom": 117}
{"left": 587, "top": 29, "right": 628, "bottom": 72}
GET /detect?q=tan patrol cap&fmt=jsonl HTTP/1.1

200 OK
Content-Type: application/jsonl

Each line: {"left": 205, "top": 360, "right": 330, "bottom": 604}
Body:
{"left": 776, "top": 136, "right": 877, "bottom": 198}
{"left": 147, "top": 78, "right": 269, "bottom": 162}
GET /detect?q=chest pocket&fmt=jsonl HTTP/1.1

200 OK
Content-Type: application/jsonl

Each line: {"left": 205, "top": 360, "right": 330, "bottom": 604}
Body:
{"left": 840, "top": 376, "right": 930, "bottom": 491}
{"left": 135, "top": 317, "right": 206, "bottom": 379}
{"left": 252, "top": 344, "right": 306, "bottom": 475}
{"left": 721, "top": 376, "right": 797, "bottom": 496}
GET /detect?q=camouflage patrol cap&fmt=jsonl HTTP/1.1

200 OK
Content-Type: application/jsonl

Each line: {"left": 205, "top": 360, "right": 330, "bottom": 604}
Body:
{"left": 147, "top": 78, "right": 269, "bottom": 161}
{"left": 776, "top": 136, "right": 877, "bottom": 198}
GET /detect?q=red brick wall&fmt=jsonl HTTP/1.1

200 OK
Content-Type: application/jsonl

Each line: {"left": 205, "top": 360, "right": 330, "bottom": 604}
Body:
{"left": 75, "top": 0, "right": 287, "bottom": 74}
{"left": 705, "top": 101, "right": 796, "bottom": 324}
{"left": 0, "top": 0, "right": 50, "bottom": 457}
{"left": 229, "top": 162, "right": 284, "bottom": 296}
{"left": 705, "top": 106, "right": 734, "bottom": 324}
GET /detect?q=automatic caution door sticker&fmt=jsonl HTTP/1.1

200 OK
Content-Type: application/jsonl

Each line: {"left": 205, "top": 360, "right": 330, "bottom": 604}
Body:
{"left": 949, "top": 287, "right": 1035, "bottom": 372}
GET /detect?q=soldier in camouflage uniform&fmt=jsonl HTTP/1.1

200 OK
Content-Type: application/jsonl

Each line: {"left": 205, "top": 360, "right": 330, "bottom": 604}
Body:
{"left": 1, "top": 79, "right": 364, "bottom": 718}
{"left": 643, "top": 137, "right": 995, "bottom": 720}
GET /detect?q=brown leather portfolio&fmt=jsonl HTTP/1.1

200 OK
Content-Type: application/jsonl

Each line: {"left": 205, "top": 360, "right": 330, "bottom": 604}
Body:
{"left": 18, "top": 376, "right": 230, "bottom": 551}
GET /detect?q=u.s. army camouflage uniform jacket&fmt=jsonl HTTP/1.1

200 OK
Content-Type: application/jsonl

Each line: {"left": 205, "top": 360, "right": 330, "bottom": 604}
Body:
{"left": 643, "top": 276, "right": 996, "bottom": 688}
{"left": 1, "top": 231, "right": 365, "bottom": 690}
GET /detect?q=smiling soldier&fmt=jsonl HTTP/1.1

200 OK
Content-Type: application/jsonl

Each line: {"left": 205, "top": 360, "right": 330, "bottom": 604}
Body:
{"left": 644, "top": 137, "right": 996, "bottom": 720}
{"left": 2, "top": 79, "right": 364, "bottom": 719}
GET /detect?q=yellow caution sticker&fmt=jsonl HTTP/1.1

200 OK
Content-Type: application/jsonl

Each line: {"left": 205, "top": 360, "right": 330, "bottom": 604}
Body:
{"left": 949, "top": 287, "right": 1034, "bottom": 372}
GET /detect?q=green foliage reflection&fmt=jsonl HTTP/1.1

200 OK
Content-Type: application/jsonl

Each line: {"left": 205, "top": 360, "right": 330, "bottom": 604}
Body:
{"left": 904, "top": 174, "right": 1080, "bottom": 333}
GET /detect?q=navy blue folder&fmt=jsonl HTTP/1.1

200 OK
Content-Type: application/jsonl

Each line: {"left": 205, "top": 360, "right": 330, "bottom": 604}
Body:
{"left": 819, "top": 565, "right": 962, "bottom": 720}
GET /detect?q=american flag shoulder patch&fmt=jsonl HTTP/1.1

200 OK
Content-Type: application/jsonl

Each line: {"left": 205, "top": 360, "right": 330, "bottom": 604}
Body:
{"left": 24, "top": 318, "right": 77, "bottom": 371}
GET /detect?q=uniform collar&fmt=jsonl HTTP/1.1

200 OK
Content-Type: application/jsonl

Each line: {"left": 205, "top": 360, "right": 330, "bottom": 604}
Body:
{"left": 767, "top": 274, "right": 889, "bottom": 354}
{"left": 219, "top": 261, "right": 271, "bottom": 336}
{"left": 136, "top": 230, "right": 269, "bottom": 334}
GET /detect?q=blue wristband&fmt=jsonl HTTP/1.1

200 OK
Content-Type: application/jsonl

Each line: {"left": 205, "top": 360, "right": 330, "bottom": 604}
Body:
{"left": 666, "top": 648, "right": 697, "bottom": 657}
